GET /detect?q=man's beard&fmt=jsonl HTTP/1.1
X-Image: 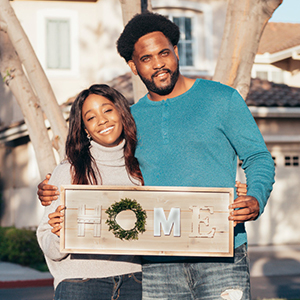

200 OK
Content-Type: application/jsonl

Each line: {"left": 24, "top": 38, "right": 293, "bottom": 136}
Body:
{"left": 138, "top": 64, "right": 180, "bottom": 96}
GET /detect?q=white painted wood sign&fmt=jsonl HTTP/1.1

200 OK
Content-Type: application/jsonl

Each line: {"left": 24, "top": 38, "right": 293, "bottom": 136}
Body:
{"left": 60, "top": 186, "right": 234, "bottom": 257}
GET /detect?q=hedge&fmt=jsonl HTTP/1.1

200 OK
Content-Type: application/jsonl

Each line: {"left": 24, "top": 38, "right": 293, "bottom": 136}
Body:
{"left": 0, "top": 226, "right": 46, "bottom": 269}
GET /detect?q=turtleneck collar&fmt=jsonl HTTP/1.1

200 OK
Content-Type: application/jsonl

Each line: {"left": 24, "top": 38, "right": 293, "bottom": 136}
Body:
{"left": 89, "top": 139, "right": 125, "bottom": 167}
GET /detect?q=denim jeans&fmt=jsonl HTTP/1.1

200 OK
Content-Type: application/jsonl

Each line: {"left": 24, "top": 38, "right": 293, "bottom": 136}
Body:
{"left": 54, "top": 272, "right": 142, "bottom": 300}
{"left": 142, "top": 244, "right": 250, "bottom": 300}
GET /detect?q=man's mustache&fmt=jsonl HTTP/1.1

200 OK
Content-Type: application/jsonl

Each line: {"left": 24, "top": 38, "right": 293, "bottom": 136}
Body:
{"left": 151, "top": 69, "right": 171, "bottom": 79}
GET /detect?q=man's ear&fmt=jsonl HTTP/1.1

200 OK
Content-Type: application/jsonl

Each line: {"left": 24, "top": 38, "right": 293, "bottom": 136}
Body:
{"left": 128, "top": 60, "right": 138, "bottom": 76}
{"left": 174, "top": 45, "right": 179, "bottom": 61}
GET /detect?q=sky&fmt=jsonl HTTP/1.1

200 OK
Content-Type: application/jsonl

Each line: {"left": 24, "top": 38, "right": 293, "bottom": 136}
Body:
{"left": 269, "top": 0, "right": 300, "bottom": 23}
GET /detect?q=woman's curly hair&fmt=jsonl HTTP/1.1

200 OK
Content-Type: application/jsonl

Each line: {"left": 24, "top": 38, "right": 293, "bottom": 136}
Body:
{"left": 117, "top": 11, "right": 180, "bottom": 62}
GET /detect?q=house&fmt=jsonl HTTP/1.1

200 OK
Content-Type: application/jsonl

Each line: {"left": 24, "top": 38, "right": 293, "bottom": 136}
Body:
{"left": 240, "top": 22, "right": 300, "bottom": 246}
{"left": 0, "top": 1, "right": 299, "bottom": 247}
{"left": 252, "top": 22, "right": 300, "bottom": 88}
{"left": 0, "top": 0, "right": 228, "bottom": 228}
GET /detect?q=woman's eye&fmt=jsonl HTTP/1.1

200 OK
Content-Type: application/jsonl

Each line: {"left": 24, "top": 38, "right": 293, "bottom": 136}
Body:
{"left": 104, "top": 109, "right": 113, "bottom": 113}
{"left": 87, "top": 116, "right": 94, "bottom": 121}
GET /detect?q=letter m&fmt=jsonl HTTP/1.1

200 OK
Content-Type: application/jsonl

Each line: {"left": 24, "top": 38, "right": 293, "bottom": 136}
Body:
{"left": 154, "top": 207, "right": 180, "bottom": 237}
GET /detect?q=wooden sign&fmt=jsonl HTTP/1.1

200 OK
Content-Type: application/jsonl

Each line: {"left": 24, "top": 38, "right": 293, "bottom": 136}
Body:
{"left": 60, "top": 186, "right": 234, "bottom": 257}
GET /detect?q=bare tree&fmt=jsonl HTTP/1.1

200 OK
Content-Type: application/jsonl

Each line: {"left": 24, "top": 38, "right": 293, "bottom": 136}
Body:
{"left": 0, "top": 30, "right": 57, "bottom": 178}
{"left": 119, "top": 0, "right": 152, "bottom": 102}
{"left": 213, "top": 0, "right": 283, "bottom": 99}
{"left": 0, "top": 0, "right": 68, "bottom": 159}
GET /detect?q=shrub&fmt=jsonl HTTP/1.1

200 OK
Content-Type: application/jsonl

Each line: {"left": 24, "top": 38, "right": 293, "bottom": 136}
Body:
{"left": 0, "top": 227, "right": 46, "bottom": 268}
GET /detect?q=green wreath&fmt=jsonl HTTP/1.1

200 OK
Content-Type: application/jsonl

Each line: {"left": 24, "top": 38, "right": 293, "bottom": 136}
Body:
{"left": 105, "top": 198, "right": 147, "bottom": 241}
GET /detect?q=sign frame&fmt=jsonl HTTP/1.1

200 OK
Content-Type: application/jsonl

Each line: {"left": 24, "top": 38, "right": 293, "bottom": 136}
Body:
{"left": 60, "top": 185, "right": 234, "bottom": 257}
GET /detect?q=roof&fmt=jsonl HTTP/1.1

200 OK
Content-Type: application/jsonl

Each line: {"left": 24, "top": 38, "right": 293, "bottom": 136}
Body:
{"left": 246, "top": 78, "right": 300, "bottom": 107}
{"left": 108, "top": 73, "right": 300, "bottom": 108}
{"left": 258, "top": 22, "right": 300, "bottom": 55}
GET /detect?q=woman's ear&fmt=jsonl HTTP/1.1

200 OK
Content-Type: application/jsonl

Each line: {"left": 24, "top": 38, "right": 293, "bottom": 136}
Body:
{"left": 84, "top": 128, "right": 90, "bottom": 136}
{"left": 128, "top": 60, "right": 138, "bottom": 76}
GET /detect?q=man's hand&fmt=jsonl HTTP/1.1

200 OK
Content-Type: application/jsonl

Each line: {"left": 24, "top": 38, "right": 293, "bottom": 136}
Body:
{"left": 48, "top": 205, "right": 65, "bottom": 237}
{"left": 37, "top": 173, "right": 59, "bottom": 206}
{"left": 228, "top": 196, "right": 260, "bottom": 226}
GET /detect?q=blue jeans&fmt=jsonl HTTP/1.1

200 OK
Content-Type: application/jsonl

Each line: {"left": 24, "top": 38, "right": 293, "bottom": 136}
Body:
{"left": 142, "top": 244, "right": 250, "bottom": 300}
{"left": 54, "top": 272, "right": 142, "bottom": 300}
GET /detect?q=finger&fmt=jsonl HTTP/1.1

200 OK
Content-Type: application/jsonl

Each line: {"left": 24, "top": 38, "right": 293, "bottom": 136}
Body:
{"left": 37, "top": 189, "right": 59, "bottom": 197}
{"left": 48, "top": 217, "right": 62, "bottom": 227}
{"left": 38, "top": 195, "right": 59, "bottom": 202}
{"left": 39, "top": 184, "right": 59, "bottom": 192}
{"left": 236, "top": 191, "right": 247, "bottom": 197}
{"left": 48, "top": 206, "right": 65, "bottom": 219}
{"left": 230, "top": 201, "right": 258, "bottom": 211}
{"left": 41, "top": 200, "right": 52, "bottom": 206}
{"left": 51, "top": 225, "right": 61, "bottom": 237}
{"left": 229, "top": 196, "right": 256, "bottom": 208}
{"left": 55, "top": 205, "right": 65, "bottom": 213}
{"left": 230, "top": 207, "right": 257, "bottom": 216}
{"left": 229, "top": 213, "right": 258, "bottom": 223}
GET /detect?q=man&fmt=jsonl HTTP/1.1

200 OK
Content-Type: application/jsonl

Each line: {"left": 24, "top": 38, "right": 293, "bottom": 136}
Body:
{"left": 39, "top": 12, "right": 275, "bottom": 300}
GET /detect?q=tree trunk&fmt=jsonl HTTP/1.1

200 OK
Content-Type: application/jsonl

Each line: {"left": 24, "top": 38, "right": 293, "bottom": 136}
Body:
{"left": 119, "top": 0, "right": 152, "bottom": 102}
{"left": 0, "top": 0, "right": 68, "bottom": 159}
{"left": 0, "top": 30, "right": 57, "bottom": 178}
{"left": 213, "top": 0, "right": 282, "bottom": 99}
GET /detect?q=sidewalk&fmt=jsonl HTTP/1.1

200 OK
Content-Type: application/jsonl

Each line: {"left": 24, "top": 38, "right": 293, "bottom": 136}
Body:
{"left": 0, "top": 261, "right": 53, "bottom": 289}
{"left": 249, "top": 244, "right": 300, "bottom": 299}
{"left": 0, "top": 244, "right": 300, "bottom": 297}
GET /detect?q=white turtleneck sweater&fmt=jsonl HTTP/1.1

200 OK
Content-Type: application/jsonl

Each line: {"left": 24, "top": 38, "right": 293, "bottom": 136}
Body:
{"left": 37, "top": 140, "right": 142, "bottom": 290}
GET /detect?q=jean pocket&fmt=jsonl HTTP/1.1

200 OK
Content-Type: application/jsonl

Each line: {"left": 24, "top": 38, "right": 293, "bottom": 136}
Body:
{"left": 130, "top": 272, "right": 142, "bottom": 284}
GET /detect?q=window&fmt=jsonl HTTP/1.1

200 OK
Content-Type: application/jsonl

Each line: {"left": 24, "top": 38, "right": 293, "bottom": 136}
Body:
{"left": 153, "top": 1, "right": 214, "bottom": 75}
{"left": 271, "top": 71, "right": 284, "bottom": 84}
{"left": 285, "top": 156, "right": 299, "bottom": 166}
{"left": 37, "top": 9, "right": 79, "bottom": 77}
{"left": 172, "top": 17, "right": 193, "bottom": 67}
{"left": 254, "top": 69, "right": 285, "bottom": 84}
{"left": 256, "top": 71, "right": 268, "bottom": 81}
{"left": 46, "top": 19, "right": 70, "bottom": 69}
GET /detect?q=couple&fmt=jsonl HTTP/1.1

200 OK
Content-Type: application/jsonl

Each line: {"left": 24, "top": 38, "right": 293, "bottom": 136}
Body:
{"left": 37, "top": 12, "right": 275, "bottom": 300}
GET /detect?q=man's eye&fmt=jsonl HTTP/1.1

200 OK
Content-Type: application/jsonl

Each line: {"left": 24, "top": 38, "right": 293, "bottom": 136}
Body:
{"left": 161, "top": 51, "right": 169, "bottom": 56}
{"left": 141, "top": 57, "right": 150, "bottom": 62}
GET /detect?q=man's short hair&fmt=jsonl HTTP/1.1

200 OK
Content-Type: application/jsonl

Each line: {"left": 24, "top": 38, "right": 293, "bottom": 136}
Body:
{"left": 117, "top": 11, "right": 180, "bottom": 62}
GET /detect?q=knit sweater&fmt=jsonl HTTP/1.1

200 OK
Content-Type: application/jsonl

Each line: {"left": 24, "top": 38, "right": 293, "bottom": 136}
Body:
{"left": 131, "top": 79, "right": 275, "bottom": 252}
{"left": 37, "top": 140, "right": 141, "bottom": 289}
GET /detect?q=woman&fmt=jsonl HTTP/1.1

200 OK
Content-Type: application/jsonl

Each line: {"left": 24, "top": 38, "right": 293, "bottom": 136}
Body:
{"left": 37, "top": 84, "right": 143, "bottom": 300}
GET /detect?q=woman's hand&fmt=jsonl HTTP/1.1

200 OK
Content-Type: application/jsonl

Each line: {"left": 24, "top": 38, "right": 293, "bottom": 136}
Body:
{"left": 236, "top": 181, "right": 247, "bottom": 196}
{"left": 48, "top": 205, "right": 65, "bottom": 237}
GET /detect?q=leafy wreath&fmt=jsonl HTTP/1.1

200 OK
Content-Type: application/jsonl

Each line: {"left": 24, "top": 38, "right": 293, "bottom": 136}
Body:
{"left": 105, "top": 198, "right": 147, "bottom": 241}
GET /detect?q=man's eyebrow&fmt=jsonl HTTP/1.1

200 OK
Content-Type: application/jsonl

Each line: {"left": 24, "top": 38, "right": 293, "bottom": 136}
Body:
{"left": 139, "top": 48, "right": 170, "bottom": 60}
{"left": 159, "top": 48, "right": 170, "bottom": 54}
{"left": 140, "top": 54, "right": 151, "bottom": 60}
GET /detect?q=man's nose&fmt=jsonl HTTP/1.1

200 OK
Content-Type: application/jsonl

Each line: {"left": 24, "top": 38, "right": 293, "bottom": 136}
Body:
{"left": 153, "top": 56, "right": 165, "bottom": 69}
